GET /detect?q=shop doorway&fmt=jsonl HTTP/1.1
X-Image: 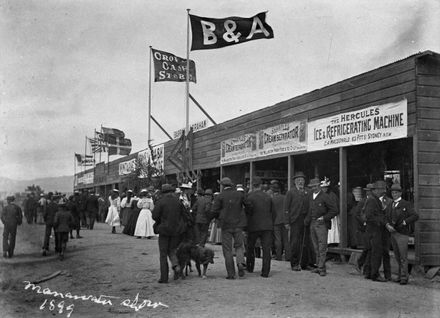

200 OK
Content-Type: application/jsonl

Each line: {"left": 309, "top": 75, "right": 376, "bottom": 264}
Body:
{"left": 253, "top": 157, "right": 288, "bottom": 193}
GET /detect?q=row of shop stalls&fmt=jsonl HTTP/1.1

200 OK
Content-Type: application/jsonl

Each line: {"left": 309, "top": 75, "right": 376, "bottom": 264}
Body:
{"left": 75, "top": 51, "right": 440, "bottom": 267}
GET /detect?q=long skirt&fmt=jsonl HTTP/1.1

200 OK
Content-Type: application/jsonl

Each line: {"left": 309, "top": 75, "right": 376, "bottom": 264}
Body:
{"left": 134, "top": 209, "right": 156, "bottom": 238}
{"left": 208, "top": 220, "right": 222, "bottom": 244}
{"left": 123, "top": 208, "right": 140, "bottom": 236}
{"left": 105, "top": 206, "right": 120, "bottom": 227}
{"left": 121, "top": 207, "right": 131, "bottom": 227}
{"left": 327, "top": 215, "right": 340, "bottom": 244}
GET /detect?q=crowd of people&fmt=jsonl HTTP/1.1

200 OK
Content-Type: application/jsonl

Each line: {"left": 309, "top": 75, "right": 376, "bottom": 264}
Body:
{"left": 1, "top": 173, "right": 418, "bottom": 285}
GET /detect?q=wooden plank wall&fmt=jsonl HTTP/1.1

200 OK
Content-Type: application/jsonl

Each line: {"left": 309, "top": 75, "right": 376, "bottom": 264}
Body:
{"left": 416, "top": 54, "right": 440, "bottom": 266}
{"left": 165, "top": 56, "right": 418, "bottom": 175}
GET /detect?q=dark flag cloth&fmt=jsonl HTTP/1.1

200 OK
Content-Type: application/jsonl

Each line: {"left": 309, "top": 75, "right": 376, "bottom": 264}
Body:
{"left": 101, "top": 127, "right": 125, "bottom": 138}
{"left": 152, "top": 48, "right": 197, "bottom": 83}
{"left": 75, "top": 153, "right": 95, "bottom": 166}
{"left": 107, "top": 137, "right": 132, "bottom": 156}
{"left": 189, "top": 11, "right": 274, "bottom": 51}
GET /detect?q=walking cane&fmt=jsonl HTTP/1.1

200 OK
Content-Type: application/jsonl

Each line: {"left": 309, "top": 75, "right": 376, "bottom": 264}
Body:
{"left": 298, "top": 227, "right": 307, "bottom": 267}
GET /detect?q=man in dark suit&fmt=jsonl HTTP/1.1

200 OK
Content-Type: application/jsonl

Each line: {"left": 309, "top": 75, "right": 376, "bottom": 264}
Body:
{"left": 364, "top": 180, "right": 388, "bottom": 282}
{"left": 245, "top": 177, "right": 274, "bottom": 278}
{"left": 1, "top": 196, "right": 22, "bottom": 258}
{"left": 42, "top": 192, "right": 60, "bottom": 256}
{"left": 211, "top": 177, "right": 247, "bottom": 279}
{"left": 152, "top": 184, "right": 186, "bottom": 284}
{"left": 284, "top": 171, "right": 310, "bottom": 271}
{"left": 385, "top": 183, "right": 418, "bottom": 285}
{"left": 305, "top": 178, "right": 338, "bottom": 276}
{"left": 374, "top": 180, "right": 392, "bottom": 281}
{"left": 85, "top": 191, "right": 99, "bottom": 230}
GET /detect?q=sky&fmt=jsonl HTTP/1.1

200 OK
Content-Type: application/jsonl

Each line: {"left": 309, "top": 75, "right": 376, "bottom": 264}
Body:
{"left": 1, "top": 0, "right": 439, "bottom": 180}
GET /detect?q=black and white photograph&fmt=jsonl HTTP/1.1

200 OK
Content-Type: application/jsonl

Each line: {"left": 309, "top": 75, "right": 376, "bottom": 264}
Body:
{"left": 1, "top": 0, "right": 440, "bottom": 317}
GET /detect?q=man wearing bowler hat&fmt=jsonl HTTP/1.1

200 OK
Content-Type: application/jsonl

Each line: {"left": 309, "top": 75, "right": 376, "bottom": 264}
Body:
{"left": 304, "top": 178, "right": 338, "bottom": 276}
{"left": 245, "top": 176, "right": 274, "bottom": 278}
{"left": 385, "top": 183, "right": 418, "bottom": 285}
{"left": 211, "top": 177, "right": 247, "bottom": 279}
{"left": 284, "top": 171, "right": 310, "bottom": 271}
{"left": 152, "top": 184, "right": 186, "bottom": 283}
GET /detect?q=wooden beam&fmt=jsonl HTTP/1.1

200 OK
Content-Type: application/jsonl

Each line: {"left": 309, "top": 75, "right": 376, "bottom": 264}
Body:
{"left": 339, "top": 147, "right": 348, "bottom": 249}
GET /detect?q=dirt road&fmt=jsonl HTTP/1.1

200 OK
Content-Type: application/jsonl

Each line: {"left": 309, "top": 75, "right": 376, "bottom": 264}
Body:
{"left": 1, "top": 221, "right": 440, "bottom": 318}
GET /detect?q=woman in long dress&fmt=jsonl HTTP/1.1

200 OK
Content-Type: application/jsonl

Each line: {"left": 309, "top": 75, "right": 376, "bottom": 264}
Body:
{"left": 123, "top": 193, "right": 140, "bottom": 236}
{"left": 120, "top": 190, "right": 134, "bottom": 228}
{"left": 105, "top": 189, "right": 121, "bottom": 234}
{"left": 134, "top": 189, "right": 156, "bottom": 239}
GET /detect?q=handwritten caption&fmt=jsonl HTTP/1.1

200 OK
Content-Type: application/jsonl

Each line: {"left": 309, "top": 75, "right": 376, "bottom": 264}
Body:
{"left": 24, "top": 281, "right": 168, "bottom": 317}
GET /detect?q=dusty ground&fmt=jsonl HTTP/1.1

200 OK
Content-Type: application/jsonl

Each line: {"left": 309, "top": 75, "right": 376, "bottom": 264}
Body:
{"left": 1, "top": 221, "right": 440, "bottom": 318}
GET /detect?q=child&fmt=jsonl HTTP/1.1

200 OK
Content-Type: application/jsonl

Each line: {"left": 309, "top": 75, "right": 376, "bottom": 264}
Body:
{"left": 54, "top": 198, "right": 74, "bottom": 260}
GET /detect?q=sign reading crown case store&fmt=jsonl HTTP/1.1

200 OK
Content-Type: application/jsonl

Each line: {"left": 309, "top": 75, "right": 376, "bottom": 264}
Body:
{"left": 307, "top": 99, "right": 407, "bottom": 151}
{"left": 220, "top": 120, "right": 307, "bottom": 164}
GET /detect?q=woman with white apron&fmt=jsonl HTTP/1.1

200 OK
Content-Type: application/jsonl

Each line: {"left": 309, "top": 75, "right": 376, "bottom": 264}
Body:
{"left": 134, "top": 189, "right": 156, "bottom": 238}
{"left": 105, "top": 189, "right": 121, "bottom": 234}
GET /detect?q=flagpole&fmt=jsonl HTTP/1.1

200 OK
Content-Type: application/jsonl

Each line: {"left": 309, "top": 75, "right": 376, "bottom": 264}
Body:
{"left": 84, "top": 136, "right": 87, "bottom": 173}
{"left": 148, "top": 45, "right": 153, "bottom": 147}
{"left": 73, "top": 153, "right": 76, "bottom": 191}
{"left": 185, "top": 8, "right": 191, "bottom": 135}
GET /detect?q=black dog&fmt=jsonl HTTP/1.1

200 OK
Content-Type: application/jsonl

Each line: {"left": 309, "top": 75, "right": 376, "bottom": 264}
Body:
{"left": 176, "top": 242, "right": 214, "bottom": 279}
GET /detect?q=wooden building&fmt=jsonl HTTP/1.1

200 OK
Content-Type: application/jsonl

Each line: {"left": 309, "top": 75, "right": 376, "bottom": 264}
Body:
{"left": 75, "top": 50, "right": 440, "bottom": 266}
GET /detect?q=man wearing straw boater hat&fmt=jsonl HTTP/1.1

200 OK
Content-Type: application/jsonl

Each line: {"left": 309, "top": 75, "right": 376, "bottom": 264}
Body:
{"left": 304, "top": 178, "right": 338, "bottom": 276}
{"left": 385, "top": 183, "right": 419, "bottom": 285}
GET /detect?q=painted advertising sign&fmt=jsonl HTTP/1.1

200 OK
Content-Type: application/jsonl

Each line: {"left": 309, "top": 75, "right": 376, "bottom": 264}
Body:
{"left": 118, "top": 158, "right": 137, "bottom": 176}
{"left": 307, "top": 99, "right": 407, "bottom": 152}
{"left": 257, "top": 120, "right": 307, "bottom": 157}
{"left": 220, "top": 134, "right": 257, "bottom": 164}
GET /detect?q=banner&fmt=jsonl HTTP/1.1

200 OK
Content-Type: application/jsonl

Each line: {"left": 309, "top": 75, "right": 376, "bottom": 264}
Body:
{"left": 77, "top": 172, "right": 94, "bottom": 185}
{"left": 307, "top": 99, "right": 407, "bottom": 152}
{"left": 173, "top": 119, "right": 207, "bottom": 139}
{"left": 190, "top": 12, "right": 274, "bottom": 50}
{"left": 138, "top": 145, "right": 164, "bottom": 178}
{"left": 119, "top": 158, "right": 136, "bottom": 176}
{"left": 107, "top": 137, "right": 132, "bottom": 156}
{"left": 220, "top": 134, "right": 257, "bottom": 164}
{"left": 257, "top": 121, "right": 307, "bottom": 157}
{"left": 152, "top": 48, "right": 196, "bottom": 83}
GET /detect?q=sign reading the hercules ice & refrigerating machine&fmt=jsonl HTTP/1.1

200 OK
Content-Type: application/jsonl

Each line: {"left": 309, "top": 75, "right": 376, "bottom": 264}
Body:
{"left": 257, "top": 121, "right": 307, "bottom": 157}
{"left": 221, "top": 134, "right": 257, "bottom": 164}
{"left": 307, "top": 99, "right": 407, "bottom": 151}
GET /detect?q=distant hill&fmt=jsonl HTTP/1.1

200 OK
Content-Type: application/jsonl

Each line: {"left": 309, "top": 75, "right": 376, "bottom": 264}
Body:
{"left": 0, "top": 175, "right": 74, "bottom": 194}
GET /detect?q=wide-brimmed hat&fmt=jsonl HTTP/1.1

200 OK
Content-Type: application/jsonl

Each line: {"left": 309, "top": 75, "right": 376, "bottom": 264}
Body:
{"left": 161, "top": 184, "right": 174, "bottom": 193}
{"left": 127, "top": 189, "right": 133, "bottom": 194}
{"left": 363, "top": 183, "right": 374, "bottom": 191}
{"left": 220, "top": 177, "right": 232, "bottom": 186}
{"left": 293, "top": 171, "right": 306, "bottom": 180}
{"left": 308, "top": 178, "right": 321, "bottom": 187}
{"left": 140, "top": 189, "right": 148, "bottom": 194}
{"left": 390, "top": 183, "right": 402, "bottom": 192}
{"left": 6, "top": 195, "right": 15, "bottom": 202}
{"left": 204, "top": 189, "right": 213, "bottom": 195}
{"left": 180, "top": 182, "right": 192, "bottom": 189}
{"left": 320, "top": 177, "right": 331, "bottom": 187}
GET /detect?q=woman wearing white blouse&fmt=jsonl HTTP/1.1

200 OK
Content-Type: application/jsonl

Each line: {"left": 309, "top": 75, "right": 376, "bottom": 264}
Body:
{"left": 134, "top": 189, "right": 156, "bottom": 238}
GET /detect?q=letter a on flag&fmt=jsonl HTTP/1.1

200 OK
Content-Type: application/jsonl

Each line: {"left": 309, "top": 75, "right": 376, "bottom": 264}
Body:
{"left": 189, "top": 12, "right": 274, "bottom": 51}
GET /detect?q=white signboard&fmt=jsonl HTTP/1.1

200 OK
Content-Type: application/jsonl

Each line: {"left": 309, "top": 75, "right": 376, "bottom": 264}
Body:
{"left": 220, "top": 134, "right": 258, "bottom": 164}
{"left": 173, "top": 119, "right": 207, "bottom": 139}
{"left": 77, "top": 172, "right": 94, "bottom": 185}
{"left": 257, "top": 120, "right": 307, "bottom": 157}
{"left": 137, "top": 144, "right": 164, "bottom": 177}
{"left": 118, "top": 158, "right": 136, "bottom": 176}
{"left": 307, "top": 99, "right": 407, "bottom": 151}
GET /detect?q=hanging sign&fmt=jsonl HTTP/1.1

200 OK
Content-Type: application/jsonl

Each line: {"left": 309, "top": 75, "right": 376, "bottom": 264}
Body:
{"left": 220, "top": 134, "right": 257, "bottom": 164}
{"left": 257, "top": 120, "right": 307, "bottom": 157}
{"left": 307, "top": 99, "right": 407, "bottom": 151}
